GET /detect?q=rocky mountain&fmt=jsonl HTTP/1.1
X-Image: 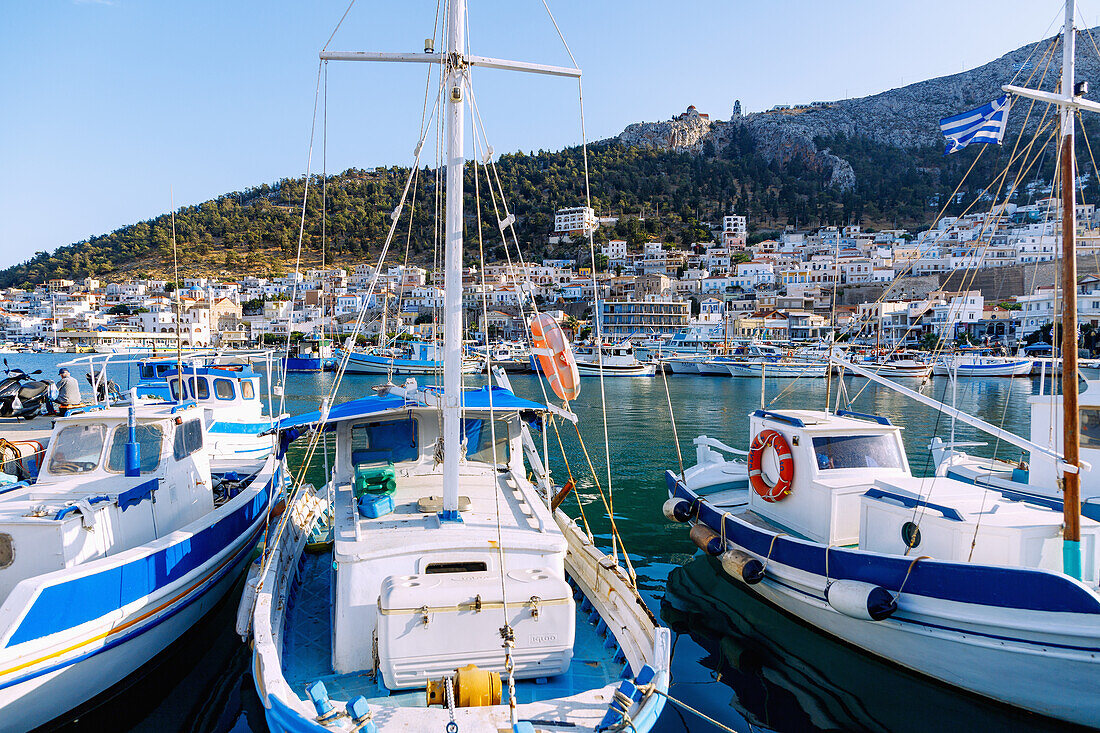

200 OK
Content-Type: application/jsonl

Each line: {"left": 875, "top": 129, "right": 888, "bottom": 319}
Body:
{"left": 616, "top": 26, "right": 1100, "bottom": 191}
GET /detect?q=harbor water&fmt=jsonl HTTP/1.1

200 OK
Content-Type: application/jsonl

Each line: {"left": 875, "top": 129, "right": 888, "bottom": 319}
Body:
{"left": 10, "top": 354, "right": 1068, "bottom": 732}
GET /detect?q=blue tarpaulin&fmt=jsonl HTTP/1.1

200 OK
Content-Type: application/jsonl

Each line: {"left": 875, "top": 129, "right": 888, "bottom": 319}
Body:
{"left": 276, "top": 386, "right": 544, "bottom": 434}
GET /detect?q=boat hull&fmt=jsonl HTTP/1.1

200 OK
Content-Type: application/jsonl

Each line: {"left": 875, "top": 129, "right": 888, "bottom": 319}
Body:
{"left": 342, "top": 352, "right": 480, "bottom": 375}
{"left": 727, "top": 362, "right": 827, "bottom": 378}
{"left": 932, "top": 359, "right": 1033, "bottom": 377}
{"left": 0, "top": 468, "right": 276, "bottom": 732}
{"left": 575, "top": 362, "right": 656, "bottom": 376}
{"left": 666, "top": 473, "right": 1100, "bottom": 726}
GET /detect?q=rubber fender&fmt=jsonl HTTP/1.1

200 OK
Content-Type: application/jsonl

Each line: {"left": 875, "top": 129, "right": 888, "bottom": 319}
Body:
{"left": 825, "top": 579, "right": 897, "bottom": 621}
{"left": 689, "top": 523, "right": 724, "bottom": 556}
{"left": 719, "top": 549, "right": 764, "bottom": 584}
{"left": 662, "top": 497, "right": 692, "bottom": 522}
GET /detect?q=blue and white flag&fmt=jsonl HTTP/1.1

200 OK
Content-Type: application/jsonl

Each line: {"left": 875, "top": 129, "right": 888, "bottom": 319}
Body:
{"left": 939, "top": 94, "right": 1011, "bottom": 154}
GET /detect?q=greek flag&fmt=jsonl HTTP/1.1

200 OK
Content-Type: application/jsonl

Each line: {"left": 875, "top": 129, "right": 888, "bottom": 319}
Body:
{"left": 939, "top": 94, "right": 1011, "bottom": 154}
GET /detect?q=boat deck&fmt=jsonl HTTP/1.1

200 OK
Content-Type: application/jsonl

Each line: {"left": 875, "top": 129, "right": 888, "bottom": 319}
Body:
{"left": 282, "top": 551, "right": 627, "bottom": 708}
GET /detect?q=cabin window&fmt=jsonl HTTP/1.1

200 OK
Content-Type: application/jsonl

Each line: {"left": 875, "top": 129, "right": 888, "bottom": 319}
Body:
{"left": 1081, "top": 408, "right": 1100, "bottom": 449}
{"left": 213, "top": 378, "right": 235, "bottom": 400}
{"left": 351, "top": 418, "right": 418, "bottom": 465}
{"left": 188, "top": 377, "right": 210, "bottom": 400}
{"left": 173, "top": 419, "right": 204, "bottom": 460}
{"left": 241, "top": 380, "right": 256, "bottom": 399}
{"left": 461, "top": 418, "right": 512, "bottom": 464}
{"left": 106, "top": 424, "right": 164, "bottom": 473}
{"left": 812, "top": 435, "right": 903, "bottom": 471}
{"left": 48, "top": 424, "right": 107, "bottom": 475}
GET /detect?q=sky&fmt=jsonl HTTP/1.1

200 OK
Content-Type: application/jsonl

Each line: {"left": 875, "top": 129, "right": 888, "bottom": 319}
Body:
{"left": 0, "top": 0, "right": 1090, "bottom": 269}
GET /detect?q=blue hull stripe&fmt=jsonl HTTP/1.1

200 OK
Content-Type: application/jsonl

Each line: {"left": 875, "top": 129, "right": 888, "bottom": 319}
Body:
{"left": 0, "top": 520, "right": 264, "bottom": 692}
{"left": 208, "top": 422, "right": 273, "bottom": 434}
{"left": 667, "top": 472, "right": 1100, "bottom": 614}
{"left": 6, "top": 479, "right": 271, "bottom": 647}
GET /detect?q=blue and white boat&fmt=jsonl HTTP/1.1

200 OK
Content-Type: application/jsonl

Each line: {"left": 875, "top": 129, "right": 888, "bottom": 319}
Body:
{"left": 931, "top": 352, "right": 1033, "bottom": 377}
{"left": 0, "top": 399, "right": 280, "bottom": 731}
{"left": 666, "top": 11, "right": 1100, "bottom": 721}
{"left": 339, "top": 341, "right": 481, "bottom": 376}
{"left": 665, "top": 407, "right": 1100, "bottom": 726}
{"left": 240, "top": 2, "right": 670, "bottom": 730}
{"left": 283, "top": 337, "right": 336, "bottom": 373}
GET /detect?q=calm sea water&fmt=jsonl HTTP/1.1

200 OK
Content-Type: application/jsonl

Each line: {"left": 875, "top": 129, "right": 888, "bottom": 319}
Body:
{"left": 8, "top": 354, "right": 1061, "bottom": 732}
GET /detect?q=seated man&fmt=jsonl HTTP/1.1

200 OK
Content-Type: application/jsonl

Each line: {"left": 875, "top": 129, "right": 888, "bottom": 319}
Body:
{"left": 49, "top": 368, "right": 85, "bottom": 416}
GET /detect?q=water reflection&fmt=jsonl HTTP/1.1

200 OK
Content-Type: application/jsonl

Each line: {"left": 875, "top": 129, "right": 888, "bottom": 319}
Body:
{"left": 660, "top": 553, "right": 1078, "bottom": 733}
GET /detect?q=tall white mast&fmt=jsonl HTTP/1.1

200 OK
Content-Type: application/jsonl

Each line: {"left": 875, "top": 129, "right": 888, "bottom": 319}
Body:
{"left": 441, "top": 0, "right": 467, "bottom": 520}
{"left": 319, "top": 2, "right": 581, "bottom": 522}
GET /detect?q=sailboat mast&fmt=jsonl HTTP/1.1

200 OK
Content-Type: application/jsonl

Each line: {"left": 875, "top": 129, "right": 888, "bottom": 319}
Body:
{"left": 1059, "top": 0, "right": 1082, "bottom": 579}
{"left": 441, "top": 0, "right": 466, "bottom": 520}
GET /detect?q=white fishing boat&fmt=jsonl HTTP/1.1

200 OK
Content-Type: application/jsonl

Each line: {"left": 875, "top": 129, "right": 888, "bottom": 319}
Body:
{"left": 573, "top": 342, "right": 656, "bottom": 376}
{"left": 932, "top": 352, "right": 1033, "bottom": 377}
{"left": 857, "top": 352, "right": 933, "bottom": 379}
{"left": 727, "top": 360, "right": 828, "bottom": 378}
{"left": 241, "top": 4, "right": 670, "bottom": 731}
{"left": 664, "top": 9, "right": 1100, "bottom": 723}
{"left": 661, "top": 354, "right": 707, "bottom": 374}
{"left": 692, "top": 356, "right": 739, "bottom": 376}
{"left": 339, "top": 341, "right": 481, "bottom": 375}
{"left": 0, "top": 400, "right": 279, "bottom": 730}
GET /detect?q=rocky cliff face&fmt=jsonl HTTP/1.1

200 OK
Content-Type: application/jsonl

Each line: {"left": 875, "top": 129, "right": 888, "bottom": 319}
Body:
{"left": 615, "top": 27, "right": 1100, "bottom": 193}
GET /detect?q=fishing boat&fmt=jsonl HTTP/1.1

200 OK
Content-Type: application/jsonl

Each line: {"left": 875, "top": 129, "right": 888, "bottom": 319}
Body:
{"left": 573, "top": 341, "right": 656, "bottom": 376}
{"left": 661, "top": 354, "right": 707, "bottom": 374}
{"left": 931, "top": 352, "right": 1033, "bottom": 377}
{"left": 727, "top": 359, "right": 828, "bottom": 378}
{"left": 857, "top": 351, "right": 933, "bottom": 379}
{"left": 283, "top": 337, "right": 336, "bottom": 373}
{"left": 663, "top": 9, "right": 1100, "bottom": 723}
{"left": 340, "top": 341, "right": 481, "bottom": 375}
{"left": 0, "top": 399, "right": 280, "bottom": 730}
{"left": 241, "top": 4, "right": 669, "bottom": 731}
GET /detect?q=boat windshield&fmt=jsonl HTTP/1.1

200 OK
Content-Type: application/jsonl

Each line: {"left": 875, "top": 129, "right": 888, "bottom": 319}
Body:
{"left": 106, "top": 424, "right": 164, "bottom": 473}
{"left": 812, "top": 434, "right": 903, "bottom": 471}
{"left": 48, "top": 424, "right": 107, "bottom": 474}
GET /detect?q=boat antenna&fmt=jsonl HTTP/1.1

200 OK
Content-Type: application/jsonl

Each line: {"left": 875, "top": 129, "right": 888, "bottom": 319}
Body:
{"left": 171, "top": 187, "right": 183, "bottom": 387}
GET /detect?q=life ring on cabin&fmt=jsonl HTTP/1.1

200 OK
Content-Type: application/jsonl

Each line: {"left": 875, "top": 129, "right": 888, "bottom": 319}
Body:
{"left": 748, "top": 429, "right": 794, "bottom": 502}
{"left": 530, "top": 313, "right": 581, "bottom": 402}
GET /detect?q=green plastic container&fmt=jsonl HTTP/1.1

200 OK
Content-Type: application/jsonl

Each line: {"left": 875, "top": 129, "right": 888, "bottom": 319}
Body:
{"left": 354, "top": 463, "right": 397, "bottom": 497}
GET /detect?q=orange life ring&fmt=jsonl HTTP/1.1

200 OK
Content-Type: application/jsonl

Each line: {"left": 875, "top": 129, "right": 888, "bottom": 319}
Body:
{"left": 748, "top": 429, "right": 794, "bottom": 502}
{"left": 530, "top": 314, "right": 581, "bottom": 402}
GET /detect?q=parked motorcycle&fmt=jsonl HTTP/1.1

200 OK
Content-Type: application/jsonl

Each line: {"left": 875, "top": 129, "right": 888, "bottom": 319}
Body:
{"left": 0, "top": 361, "right": 54, "bottom": 419}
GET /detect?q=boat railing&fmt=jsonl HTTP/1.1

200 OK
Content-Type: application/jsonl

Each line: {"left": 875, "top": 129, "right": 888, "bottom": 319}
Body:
{"left": 692, "top": 435, "right": 748, "bottom": 456}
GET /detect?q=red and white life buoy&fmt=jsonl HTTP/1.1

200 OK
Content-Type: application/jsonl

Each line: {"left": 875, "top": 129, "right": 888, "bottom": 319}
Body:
{"left": 530, "top": 313, "right": 581, "bottom": 402}
{"left": 748, "top": 429, "right": 794, "bottom": 502}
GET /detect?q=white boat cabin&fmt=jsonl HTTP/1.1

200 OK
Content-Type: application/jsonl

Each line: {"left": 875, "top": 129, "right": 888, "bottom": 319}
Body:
{"left": 747, "top": 409, "right": 1100, "bottom": 583}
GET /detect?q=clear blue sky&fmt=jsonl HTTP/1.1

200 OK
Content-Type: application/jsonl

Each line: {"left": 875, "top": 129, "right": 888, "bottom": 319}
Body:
{"left": 0, "top": 0, "right": 1085, "bottom": 269}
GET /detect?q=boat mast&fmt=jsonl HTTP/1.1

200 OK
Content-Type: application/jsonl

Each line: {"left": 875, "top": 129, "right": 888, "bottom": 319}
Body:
{"left": 1059, "top": 0, "right": 1082, "bottom": 579}
{"left": 318, "top": 1, "right": 581, "bottom": 521}
{"left": 440, "top": 0, "right": 466, "bottom": 520}
{"left": 1001, "top": 1, "right": 1100, "bottom": 577}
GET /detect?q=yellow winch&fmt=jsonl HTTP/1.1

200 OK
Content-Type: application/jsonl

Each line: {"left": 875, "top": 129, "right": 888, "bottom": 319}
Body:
{"left": 426, "top": 664, "right": 502, "bottom": 708}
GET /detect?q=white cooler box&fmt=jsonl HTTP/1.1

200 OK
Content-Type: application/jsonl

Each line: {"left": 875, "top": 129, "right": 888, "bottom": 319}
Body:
{"left": 377, "top": 567, "right": 575, "bottom": 689}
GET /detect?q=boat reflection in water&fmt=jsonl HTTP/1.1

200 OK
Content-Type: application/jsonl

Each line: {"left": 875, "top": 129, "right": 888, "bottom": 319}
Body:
{"left": 660, "top": 553, "right": 1078, "bottom": 733}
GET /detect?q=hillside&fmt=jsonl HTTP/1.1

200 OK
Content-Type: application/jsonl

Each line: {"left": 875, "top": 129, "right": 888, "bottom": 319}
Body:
{"left": 5, "top": 26, "right": 1100, "bottom": 288}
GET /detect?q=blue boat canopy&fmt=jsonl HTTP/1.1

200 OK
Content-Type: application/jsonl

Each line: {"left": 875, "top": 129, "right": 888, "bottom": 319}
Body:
{"left": 276, "top": 386, "right": 545, "bottom": 434}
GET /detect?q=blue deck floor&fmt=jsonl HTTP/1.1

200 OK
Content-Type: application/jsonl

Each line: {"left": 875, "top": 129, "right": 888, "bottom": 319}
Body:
{"left": 282, "top": 551, "right": 628, "bottom": 707}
